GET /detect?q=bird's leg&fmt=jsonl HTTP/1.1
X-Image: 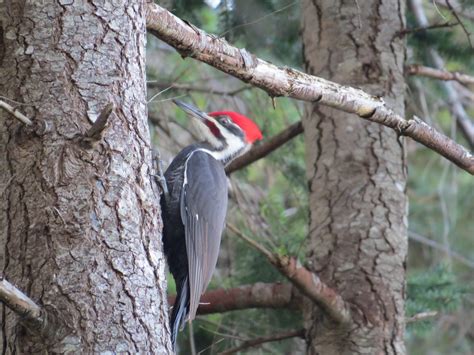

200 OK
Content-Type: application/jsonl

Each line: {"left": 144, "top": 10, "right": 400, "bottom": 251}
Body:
{"left": 152, "top": 149, "right": 169, "bottom": 202}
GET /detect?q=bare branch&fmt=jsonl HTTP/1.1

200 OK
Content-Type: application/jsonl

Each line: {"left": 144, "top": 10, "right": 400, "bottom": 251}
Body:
{"left": 406, "top": 311, "right": 439, "bottom": 323}
{"left": 454, "top": 82, "right": 474, "bottom": 104}
{"left": 0, "top": 99, "right": 33, "bottom": 125}
{"left": 0, "top": 277, "right": 43, "bottom": 327}
{"left": 226, "top": 223, "right": 277, "bottom": 263}
{"left": 408, "top": 231, "right": 474, "bottom": 269}
{"left": 226, "top": 223, "right": 351, "bottom": 324}
{"left": 434, "top": 0, "right": 474, "bottom": 21}
{"left": 397, "top": 21, "right": 458, "bottom": 37}
{"left": 148, "top": 82, "right": 250, "bottom": 96}
{"left": 146, "top": 3, "right": 474, "bottom": 174}
{"left": 219, "top": 329, "right": 305, "bottom": 355}
{"left": 445, "top": 0, "right": 473, "bottom": 48}
{"left": 407, "top": 64, "right": 474, "bottom": 86}
{"left": 85, "top": 102, "right": 115, "bottom": 140}
{"left": 226, "top": 121, "right": 303, "bottom": 174}
{"left": 168, "top": 282, "right": 300, "bottom": 315}
{"left": 410, "top": 0, "right": 474, "bottom": 150}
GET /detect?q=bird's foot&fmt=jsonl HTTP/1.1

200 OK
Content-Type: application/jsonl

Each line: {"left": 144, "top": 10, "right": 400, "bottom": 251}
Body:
{"left": 152, "top": 149, "right": 169, "bottom": 198}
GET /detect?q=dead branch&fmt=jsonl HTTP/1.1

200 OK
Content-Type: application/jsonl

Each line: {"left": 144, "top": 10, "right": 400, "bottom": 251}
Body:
{"left": 454, "top": 82, "right": 474, "bottom": 104}
{"left": 226, "top": 121, "right": 303, "bottom": 174}
{"left": 219, "top": 329, "right": 305, "bottom": 355}
{"left": 0, "top": 277, "right": 44, "bottom": 328}
{"left": 0, "top": 99, "right": 33, "bottom": 125}
{"left": 85, "top": 102, "right": 115, "bottom": 140}
{"left": 406, "top": 311, "right": 439, "bottom": 323}
{"left": 408, "top": 231, "right": 474, "bottom": 269}
{"left": 397, "top": 21, "right": 458, "bottom": 37}
{"left": 168, "top": 282, "right": 300, "bottom": 315}
{"left": 410, "top": 0, "right": 474, "bottom": 150}
{"left": 226, "top": 223, "right": 351, "bottom": 324}
{"left": 146, "top": 3, "right": 474, "bottom": 175}
{"left": 407, "top": 64, "right": 474, "bottom": 86}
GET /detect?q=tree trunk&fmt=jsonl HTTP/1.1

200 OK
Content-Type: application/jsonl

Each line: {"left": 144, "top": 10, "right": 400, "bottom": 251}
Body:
{"left": 0, "top": 1, "right": 171, "bottom": 353}
{"left": 301, "top": 1, "right": 408, "bottom": 354}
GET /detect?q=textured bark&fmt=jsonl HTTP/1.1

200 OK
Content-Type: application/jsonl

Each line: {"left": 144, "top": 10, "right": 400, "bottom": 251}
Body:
{"left": 0, "top": 1, "right": 171, "bottom": 353}
{"left": 302, "top": 1, "right": 408, "bottom": 354}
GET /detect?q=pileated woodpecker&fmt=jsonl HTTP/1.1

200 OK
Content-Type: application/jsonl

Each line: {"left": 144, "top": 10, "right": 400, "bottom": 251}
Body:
{"left": 161, "top": 100, "right": 263, "bottom": 348}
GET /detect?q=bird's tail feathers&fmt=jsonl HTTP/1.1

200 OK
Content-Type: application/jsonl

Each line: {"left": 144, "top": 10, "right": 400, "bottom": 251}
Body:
{"left": 170, "top": 277, "right": 189, "bottom": 350}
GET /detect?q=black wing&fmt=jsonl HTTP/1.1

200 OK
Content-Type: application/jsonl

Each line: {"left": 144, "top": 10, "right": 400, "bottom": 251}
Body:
{"left": 180, "top": 150, "right": 228, "bottom": 320}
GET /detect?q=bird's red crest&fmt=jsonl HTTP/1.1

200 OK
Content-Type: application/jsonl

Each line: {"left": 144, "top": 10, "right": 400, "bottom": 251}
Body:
{"left": 209, "top": 111, "right": 263, "bottom": 143}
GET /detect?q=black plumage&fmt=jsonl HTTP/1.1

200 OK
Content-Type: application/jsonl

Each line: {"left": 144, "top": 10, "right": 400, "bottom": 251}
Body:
{"left": 161, "top": 144, "right": 228, "bottom": 348}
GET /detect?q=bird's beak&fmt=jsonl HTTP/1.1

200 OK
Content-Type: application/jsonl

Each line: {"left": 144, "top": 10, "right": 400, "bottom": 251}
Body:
{"left": 173, "top": 100, "right": 223, "bottom": 143}
{"left": 173, "top": 99, "right": 212, "bottom": 124}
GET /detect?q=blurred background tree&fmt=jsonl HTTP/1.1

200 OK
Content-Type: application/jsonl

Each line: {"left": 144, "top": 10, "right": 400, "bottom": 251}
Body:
{"left": 148, "top": 0, "right": 473, "bottom": 353}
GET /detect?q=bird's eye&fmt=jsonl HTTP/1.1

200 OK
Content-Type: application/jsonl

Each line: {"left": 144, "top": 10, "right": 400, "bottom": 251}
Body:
{"left": 219, "top": 116, "right": 232, "bottom": 125}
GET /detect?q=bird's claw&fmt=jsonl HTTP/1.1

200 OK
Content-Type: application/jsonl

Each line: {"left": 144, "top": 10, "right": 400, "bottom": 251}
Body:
{"left": 152, "top": 149, "right": 169, "bottom": 198}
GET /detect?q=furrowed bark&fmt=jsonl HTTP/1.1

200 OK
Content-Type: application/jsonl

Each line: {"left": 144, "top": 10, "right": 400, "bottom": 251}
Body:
{"left": 302, "top": 0, "right": 408, "bottom": 353}
{"left": 0, "top": 1, "right": 170, "bottom": 353}
{"left": 146, "top": 2, "right": 474, "bottom": 175}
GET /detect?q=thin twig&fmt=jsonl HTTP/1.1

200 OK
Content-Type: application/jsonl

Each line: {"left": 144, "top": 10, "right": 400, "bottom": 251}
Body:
{"left": 226, "top": 121, "right": 303, "bottom": 174}
{"left": 445, "top": 0, "right": 473, "bottom": 48}
{"left": 454, "top": 82, "right": 474, "bottom": 104}
{"left": 219, "top": 329, "right": 305, "bottom": 355}
{"left": 433, "top": 0, "right": 474, "bottom": 21}
{"left": 147, "top": 85, "right": 174, "bottom": 103}
{"left": 219, "top": 1, "right": 298, "bottom": 37}
{"left": 227, "top": 223, "right": 276, "bottom": 263}
{"left": 397, "top": 21, "right": 458, "bottom": 37}
{"left": 408, "top": 231, "right": 474, "bottom": 269}
{"left": 148, "top": 82, "right": 251, "bottom": 96}
{"left": 0, "top": 99, "right": 33, "bottom": 125}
